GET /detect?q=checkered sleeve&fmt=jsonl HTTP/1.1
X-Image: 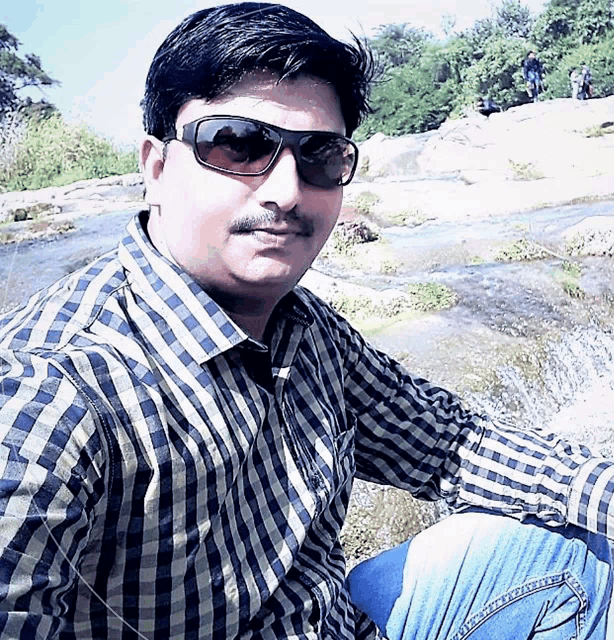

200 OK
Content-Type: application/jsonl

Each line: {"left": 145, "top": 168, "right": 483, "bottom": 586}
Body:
{"left": 0, "top": 349, "right": 106, "bottom": 638}
{"left": 328, "top": 307, "right": 614, "bottom": 539}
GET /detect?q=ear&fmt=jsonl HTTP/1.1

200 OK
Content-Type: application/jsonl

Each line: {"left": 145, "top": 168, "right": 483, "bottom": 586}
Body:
{"left": 140, "top": 136, "right": 165, "bottom": 207}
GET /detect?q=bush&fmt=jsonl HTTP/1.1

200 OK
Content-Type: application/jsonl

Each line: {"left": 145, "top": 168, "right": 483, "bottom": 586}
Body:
{"left": 355, "top": 45, "right": 460, "bottom": 140}
{"left": 0, "top": 113, "right": 138, "bottom": 192}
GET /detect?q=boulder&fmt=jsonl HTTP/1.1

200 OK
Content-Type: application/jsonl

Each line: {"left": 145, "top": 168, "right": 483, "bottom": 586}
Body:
{"left": 357, "top": 130, "right": 436, "bottom": 180}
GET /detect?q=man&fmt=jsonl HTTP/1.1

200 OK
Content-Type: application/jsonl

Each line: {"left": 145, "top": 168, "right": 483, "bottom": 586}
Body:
{"left": 522, "top": 51, "right": 544, "bottom": 102}
{"left": 571, "top": 67, "right": 581, "bottom": 100}
{"left": 579, "top": 63, "right": 593, "bottom": 100}
{"left": 0, "top": 4, "right": 613, "bottom": 639}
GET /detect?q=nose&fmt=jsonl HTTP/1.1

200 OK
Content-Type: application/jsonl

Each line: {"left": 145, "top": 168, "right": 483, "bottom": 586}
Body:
{"left": 254, "top": 147, "right": 303, "bottom": 212}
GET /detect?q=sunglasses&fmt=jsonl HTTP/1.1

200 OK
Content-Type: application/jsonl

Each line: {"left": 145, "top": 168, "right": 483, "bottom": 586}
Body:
{"left": 164, "top": 115, "right": 359, "bottom": 189}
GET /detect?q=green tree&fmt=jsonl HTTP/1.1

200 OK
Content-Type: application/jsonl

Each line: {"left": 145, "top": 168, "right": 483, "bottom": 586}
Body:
{"left": 355, "top": 45, "right": 458, "bottom": 140}
{"left": 575, "top": 0, "right": 613, "bottom": 44}
{"left": 370, "top": 23, "right": 432, "bottom": 70}
{"left": 531, "top": 0, "right": 613, "bottom": 52}
{"left": 435, "top": 34, "right": 475, "bottom": 85}
{"left": 466, "top": 17, "right": 499, "bottom": 53}
{"left": 495, "top": 0, "right": 534, "bottom": 38}
{"left": 0, "top": 23, "right": 58, "bottom": 118}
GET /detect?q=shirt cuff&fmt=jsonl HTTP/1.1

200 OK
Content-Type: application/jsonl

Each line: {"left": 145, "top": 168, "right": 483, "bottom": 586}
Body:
{"left": 567, "top": 458, "right": 614, "bottom": 537}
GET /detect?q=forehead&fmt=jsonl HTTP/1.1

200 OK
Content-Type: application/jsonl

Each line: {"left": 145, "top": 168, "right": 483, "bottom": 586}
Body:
{"left": 176, "top": 72, "right": 346, "bottom": 135}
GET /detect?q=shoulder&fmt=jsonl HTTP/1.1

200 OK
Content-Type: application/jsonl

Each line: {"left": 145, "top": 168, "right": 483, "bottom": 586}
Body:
{"left": 0, "top": 250, "right": 126, "bottom": 352}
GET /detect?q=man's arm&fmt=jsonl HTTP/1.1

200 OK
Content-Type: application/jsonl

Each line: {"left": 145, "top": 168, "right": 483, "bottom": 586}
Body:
{"left": 337, "top": 317, "right": 614, "bottom": 538}
{"left": 0, "top": 351, "right": 105, "bottom": 638}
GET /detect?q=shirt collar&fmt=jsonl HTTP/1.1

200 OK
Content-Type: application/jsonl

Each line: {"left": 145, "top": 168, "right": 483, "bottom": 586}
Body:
{"left": 117, "top": 212, "right": 313, "bottom": 363}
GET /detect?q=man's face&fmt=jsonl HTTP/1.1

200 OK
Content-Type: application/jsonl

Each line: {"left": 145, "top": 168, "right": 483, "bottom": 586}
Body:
{"left": 142, "top": 73, "right": 345, "bottom": 307}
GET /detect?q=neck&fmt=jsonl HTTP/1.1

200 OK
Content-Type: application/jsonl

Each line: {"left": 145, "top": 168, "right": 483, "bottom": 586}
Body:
{"left": 208, "top": 289, "right": 281, "bottom": 342}
{"left": 226, "top": 310, "right": 270, "bottom": 342}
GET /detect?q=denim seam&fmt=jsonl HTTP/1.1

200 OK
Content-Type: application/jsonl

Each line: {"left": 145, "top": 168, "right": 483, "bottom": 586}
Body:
{"left": 450, "top": 570, "right": 588, "bottom": 640}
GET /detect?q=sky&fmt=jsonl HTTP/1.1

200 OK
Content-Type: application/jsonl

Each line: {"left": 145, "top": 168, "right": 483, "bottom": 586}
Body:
{"left": 3, "top": 0, "right": 547, "bottom": 148}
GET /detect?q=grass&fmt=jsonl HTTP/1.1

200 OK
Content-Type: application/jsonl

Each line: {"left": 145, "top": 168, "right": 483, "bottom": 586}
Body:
{"left": 494, "top": 238, "right": 551, "bottom": 262}
{"left": 351, "top": 191, "right": 381, "bottom": 216}
{"left": 565, "top": 228, "right": 614, "bottom": 258}
{"left": 330, "top": 282, "right": 457, "bottom": 325}
{"left": 584, "top": 123, "right": 614, "bottom": 138}
{"left": 508, "top": 159, "right": 545, "bottom": 181}
{"left": 384, "top": 208, "right": 431, "bottom": 227}
{"left": 406, "top": 282, "right": 458, "bottom": 311}
{"left": 557, "top": 260, "right": 585, "bottom": 299}
{"left": 320, "top": 220, "right": 380, "bottom": 260}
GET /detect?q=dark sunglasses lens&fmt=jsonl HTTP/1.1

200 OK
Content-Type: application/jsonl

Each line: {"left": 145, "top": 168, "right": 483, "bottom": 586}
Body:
{"left": 195, "top": 120, "right": 280, "bottom": 173}
{"left": 298, "top": 135, "right": 357, "bottom": 188}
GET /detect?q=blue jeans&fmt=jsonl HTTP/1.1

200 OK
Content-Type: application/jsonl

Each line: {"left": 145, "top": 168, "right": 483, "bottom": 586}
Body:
{"left": 346, "top": 509, "right": 613, "bottom": 640}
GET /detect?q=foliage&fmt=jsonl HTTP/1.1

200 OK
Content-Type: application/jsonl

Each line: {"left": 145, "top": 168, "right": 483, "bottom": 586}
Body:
{"left": 0, "top": 113, "right": 138, "bottom": 192}
{"left": 494, "top": 238, "right": 550, "bottom": 261}
{"left": 0, "top": 110, "right": 27, "bottom": 177}
{"left": 496, "top": 0, "right": 535, "bottom": 38}
{"left": 370, "top": 23, "right": 432, "bottom": 70}
{"left": 405, "top": 282, "right": 458, "bottom": 311}
{"left": 0, "top": 23, "right": 58, "bottom": 118}
{"left": 508, "top": 159, "right": 545, "bottom": 181}
{"left": 352, "top": 191, "right": 381, "bottom": 216}
{"left": 355, "top": 45, "right": 460, "bottom": 140}
{"left": 584, "top": 123, "right": 614, "bottom": 137}
{"left": 531, "top": 0, "right": 613, "bottom": 57}
{"left": 575, "top": 0, "right": 614, "bottom": 44}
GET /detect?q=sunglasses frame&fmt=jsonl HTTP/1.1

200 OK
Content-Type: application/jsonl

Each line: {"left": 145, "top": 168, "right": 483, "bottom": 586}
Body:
{"left": 164, "top": 115, "right": 359, "bottom": 188}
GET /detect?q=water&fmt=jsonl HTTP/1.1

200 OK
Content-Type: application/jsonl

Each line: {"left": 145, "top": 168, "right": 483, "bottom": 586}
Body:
{"left": 464, "top": 327, "right": 614, "bottom": 456}
{"left": 0, "top": 209, "right": 135, "bottom": 313}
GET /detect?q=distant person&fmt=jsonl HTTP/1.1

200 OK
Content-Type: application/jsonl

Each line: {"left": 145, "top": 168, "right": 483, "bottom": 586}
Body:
{"left": 0, "top": 4, "right": 613, "bottom": 640}
{"left": 570, "top": 67, "right": 581, "bottom": 100}
{"left": 580, "top": 63, "right": 593, "bottom": 100}
{"left": 522, "top": 50, "right": 544, "bottom": 102}
{"left": 476, "top": 96, "right": 502, "bottom": 117}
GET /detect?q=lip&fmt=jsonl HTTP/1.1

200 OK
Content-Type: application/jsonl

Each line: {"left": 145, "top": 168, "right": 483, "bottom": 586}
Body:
{"left": 247, "top": 228, "right": 307, "bottom": 247}
{"left": 252, "top": 226, "right": 302, "bottom": 236}
{"left": 240, "top": 224, "right": 309, "bottom": 238}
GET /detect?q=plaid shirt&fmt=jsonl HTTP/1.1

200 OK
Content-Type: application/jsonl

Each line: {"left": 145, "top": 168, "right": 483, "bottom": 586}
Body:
{"left": 1, "top": 212, "right": 613, "bottom": 640}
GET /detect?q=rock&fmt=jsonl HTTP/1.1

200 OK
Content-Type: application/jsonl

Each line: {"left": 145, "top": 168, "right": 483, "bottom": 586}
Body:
{"left": 11, "top": 202, "right": 62, "bottom": 222}
{"left": 0, "top": 173, "right": 144, "bottom": 224}
{"left": 348, "top": 96, "right": 614, "bottom": 221}
{"left": 334, "top": 220, "right": 380, "bottom": 245}
{"left": 357, "top": 130, "right": 437, "bottom": 180}
{"left": 341, "top": 481, "right": 449, "bottom": 570}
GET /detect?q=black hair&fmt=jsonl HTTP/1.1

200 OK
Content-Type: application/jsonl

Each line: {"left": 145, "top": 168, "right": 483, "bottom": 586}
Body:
{"left": 142, "top": 2, "right": 374, "bottom": 139}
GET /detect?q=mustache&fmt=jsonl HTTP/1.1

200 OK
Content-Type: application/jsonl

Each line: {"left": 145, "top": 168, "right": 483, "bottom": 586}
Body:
{"left": 228, "top": 208, "right": 314, "bottom": 237}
